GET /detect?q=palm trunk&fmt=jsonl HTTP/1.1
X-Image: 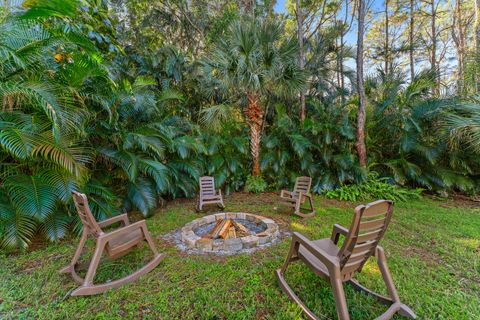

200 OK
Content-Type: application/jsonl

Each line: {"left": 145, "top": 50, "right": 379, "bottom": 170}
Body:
{"left": 245, "top": 93, "right": 263, "bottom": 176}
{"left": 356, "top": 0, "right": 367, "bottom": 168}
{"left": 409, "top": 0, "right": 415, "bottom": 81}
{"left": 296, "top": 0, "right": 306, "bottom": 122}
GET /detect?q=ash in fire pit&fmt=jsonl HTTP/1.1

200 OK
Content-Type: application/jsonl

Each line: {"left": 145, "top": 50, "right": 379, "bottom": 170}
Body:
{"left": 181, "top": 212, "right": 279, "bottom": 253}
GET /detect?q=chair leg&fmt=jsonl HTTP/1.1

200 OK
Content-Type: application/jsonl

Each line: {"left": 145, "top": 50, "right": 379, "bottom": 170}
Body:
{"left": 276, "top": 239, "right": 320, "bottom": 320}
{"left": 294, "top": 199, "right": 301, "bottom": 216}
{"left": 376, "top": 247, "right": 416, "bottom": 319}
{"left": 83, "top": 240, "right": 106, "bottom": 287}
{"left": 293, "top": 196, "right": 315, "bottom": 218}
{"left": 280, "top": 239, "right": 300, "bottom": 274}
{"left": 347, "top": 247, "right": 416, "bottom": 319}
{"left": 307, "top": 196, "right": 315, "bottom": 213}
{"left": 330, "top": 269, "right": 350, "bottom": 320}
{"left": 59, "top": 230, "right": 88, "bottom": 274}
{"left": 141, "top": 225, "right": 160, "bottom": 257}
{"left": 195, "top": 197, "right": 200, "bottom": 212}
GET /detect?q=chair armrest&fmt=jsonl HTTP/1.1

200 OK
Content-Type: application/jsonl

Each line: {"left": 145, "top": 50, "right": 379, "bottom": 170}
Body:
{"left": 297, "top": 191, "right": 312, "bottom": 200}
{"left": 98, "top": 213, "right": 129, "bottom": 228}
{"left": 280, "top": 190, "right": 292, "bottom": 198}
{"left": 292, "top": 232, "right": 339, "bottom": 268}
{"left": 330, "top": 224, "right": 349, "bottom": 244}
{"left": 100, "top": 220, "right": 147, "bottom": 242}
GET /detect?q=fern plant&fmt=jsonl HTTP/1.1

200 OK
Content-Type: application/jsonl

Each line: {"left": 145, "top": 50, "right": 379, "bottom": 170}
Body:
{"left": 323, "top": 172, "right": 423, "bottom": 202}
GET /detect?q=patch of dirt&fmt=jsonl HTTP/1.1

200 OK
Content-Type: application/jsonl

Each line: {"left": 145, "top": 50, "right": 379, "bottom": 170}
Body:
{"left": 320, "top": 197, "right": 357, "bottom": 209}
{"left": 437, "top": 194, "right": 480, "bottom": 209}
{"left": 400, "top": 245, "right": 444, "bottom": 267}
{"left": 15, "top": 252, "right": 67, "bottom": 274}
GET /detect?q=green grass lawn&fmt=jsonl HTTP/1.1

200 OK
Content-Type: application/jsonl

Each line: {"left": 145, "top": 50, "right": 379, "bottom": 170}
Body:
{"left": 1, "top": 193, "right": 479, "bottom": 319}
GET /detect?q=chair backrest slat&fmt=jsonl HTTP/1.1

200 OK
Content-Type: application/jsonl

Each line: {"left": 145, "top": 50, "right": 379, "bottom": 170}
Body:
{"left": 72, "top": 191, "right": 103, "bottom": 238}
{"left": 199, "top": 176, "right": 216, "bottom": 196}
{"left": 293, "top": 176, "right": 312, "bottom": 197}
{"left": 338, "top": 200, "right": 393, "bottom": 280}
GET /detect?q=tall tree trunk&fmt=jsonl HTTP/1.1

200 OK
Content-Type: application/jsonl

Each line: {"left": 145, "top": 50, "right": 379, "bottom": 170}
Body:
{"left": 384, "top": 0, "right": 389, "bottom": 75}
{"left": 245, "top": 93, "right": 263, "bottom": 176}
{"left": 296, "top": 0, "right": 306, "bottom": 122}
{"left": 356, "top": 0, "right": 367, "bottom": 168}
{"left": 340, "top": 31, "right": 346, "bottom": 105}
{"left": 452, "top": 0, "right": 465, "bottom": 93}
{"left": 476, "top": 0, "right": 480, "bottom": 55}
{"left": 476, "top": 0, "right": 480, "bottom": 91}
{"left": 409, "top": 0, "right": 415, "bottom": 81}
{"left": 431, "top": 0, "right": 439, "bottom": 94}
{"left": 339, "top": 0, "right": 349, "bottom": 105}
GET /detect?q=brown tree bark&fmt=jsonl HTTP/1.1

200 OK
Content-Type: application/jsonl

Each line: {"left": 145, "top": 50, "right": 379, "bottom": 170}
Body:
{"left": 409, "top": 0, "right": 415, "bottom": 81}
{"left": 241, "top": 0, "right": 254, "bottom": 15}
{"left": 245, "top": 93, "right": 264, "bottom": 176}
{"left": 296, "top": 0, "right": 306, "bottom": 122}
{"left": 356, "top": 0, "right": 367, "bottom": 168}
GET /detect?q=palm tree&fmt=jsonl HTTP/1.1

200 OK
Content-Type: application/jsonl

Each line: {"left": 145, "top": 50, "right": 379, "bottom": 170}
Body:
{"left": 446, "top": 97, "right": 480, "bottom": 154}
{"left": 203, "top": 17, "right": 305, "bottom": 176}
{"left": 366, "top": 69, "right": 478, "bottom": 191}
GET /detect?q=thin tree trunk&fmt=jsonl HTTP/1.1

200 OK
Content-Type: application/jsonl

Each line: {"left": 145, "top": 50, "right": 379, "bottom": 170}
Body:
{"left": 245, "top": 93, "right": 263, "bottom": 176}
{"left": 340, "top": 0, "right": 349, "bottom": 105}
{"left": 431, "top": 0, "right": 439, "bottom": 94}
{"left": 384, "top": 0, "right": 389, "bottom": 75}
{"left": 336, "top": 37, "right": 341, "bottom": 87}
{"left": 452, "top": 0, "right": 465, "bottom": 93}
{"left": 409, "top": 0, "right": 415, "bottom": 81}
{"left": 340, "top": 31, "right": 345, "bottom": 105}
{"left": 476, "top": 0, "right": 480, "bottom": 55}
{"left": 476, "top": 0, "right": 480, "bottom": 91}
{"left": 356, "top": 0, "right": 367, "bottom": 168}
{"left": 296, "top": 0, "right": 306, "bottom": 122}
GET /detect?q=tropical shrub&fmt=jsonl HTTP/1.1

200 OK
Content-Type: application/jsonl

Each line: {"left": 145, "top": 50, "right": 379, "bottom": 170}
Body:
{"left": 261, "top": 102, "right": 365, "bottom": 191}
{"left": 366, "top": 70, "right": 480, "bottom": 192}
{"left": 245, "top": 175, "right": 268, "bottom": 194}
{"left": 323, "top": 172, "right": 423, "bottom": 202}
{"left": 1, "top": 0, "right": 479, "bottom": 251}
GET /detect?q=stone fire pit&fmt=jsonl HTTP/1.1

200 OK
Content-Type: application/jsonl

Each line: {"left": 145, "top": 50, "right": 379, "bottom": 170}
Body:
{"left": 181, "top": 212, "right": 279, "bottom": 253}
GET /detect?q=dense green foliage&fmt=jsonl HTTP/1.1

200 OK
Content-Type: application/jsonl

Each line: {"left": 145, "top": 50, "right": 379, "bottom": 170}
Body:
{"left": 323, "top": 172, "right": 423, "bottom": 202}
{"left": 0, "top": 0, "right": 479, "bottom": 250}
{"left": 245, "top": 175, "right": 268, "bottom": 193}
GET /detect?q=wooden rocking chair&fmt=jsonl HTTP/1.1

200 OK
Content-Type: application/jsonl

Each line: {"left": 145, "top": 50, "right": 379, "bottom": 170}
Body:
{"left": 279, "top": 176, "right": 315, "bottom": 217}
{"left": 276, "top": 200, "right": 416, "bottom": 320}
{"left": 196, "top": 176, "right": 225, "bottom": 211}
{"left": 60, "top": 191, "right": 165, "bottom": 296}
